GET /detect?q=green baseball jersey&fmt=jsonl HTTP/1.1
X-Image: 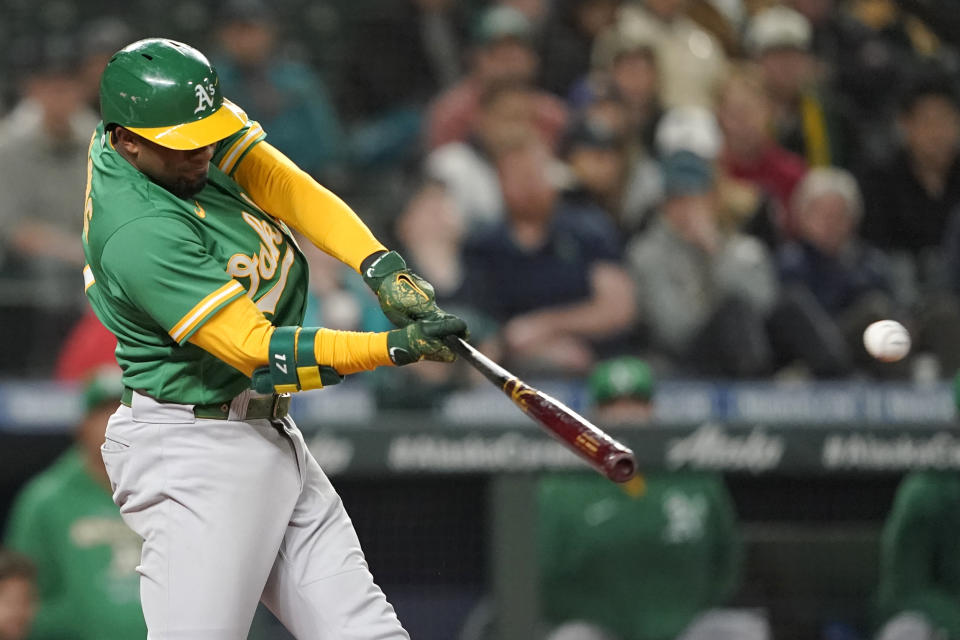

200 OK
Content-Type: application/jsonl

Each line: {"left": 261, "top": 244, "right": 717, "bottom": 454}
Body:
{"left": 538, "top": 472, "right": 742, "bottom": 640}
{"left": 876, "top": 471, "right": 960, "bottom": 637}
{"left": 81, "top": 118, "right": 309, "bottom": 404}
{"left": 4, "top": 448, "right": 146, "bottom": 640}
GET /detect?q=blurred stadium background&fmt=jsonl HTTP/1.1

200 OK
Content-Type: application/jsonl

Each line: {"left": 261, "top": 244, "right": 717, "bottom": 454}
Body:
{"left": 2, "top": 0, "right": 960, "bottom": 639}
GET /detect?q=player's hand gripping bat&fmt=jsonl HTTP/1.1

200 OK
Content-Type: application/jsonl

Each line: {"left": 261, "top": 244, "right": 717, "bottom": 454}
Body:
{"left": 444, "top": 336, "right": 637, "bottom": 483}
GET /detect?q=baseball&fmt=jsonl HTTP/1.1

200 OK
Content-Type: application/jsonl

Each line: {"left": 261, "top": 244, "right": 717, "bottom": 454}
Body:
{"left": 863, "top": 320, "right": 911, "bottom": 362}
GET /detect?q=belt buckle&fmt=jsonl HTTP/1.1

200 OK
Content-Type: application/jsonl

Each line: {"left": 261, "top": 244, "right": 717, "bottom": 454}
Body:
{"left": 271, "top": 393, "right": 291, "bottom": 419}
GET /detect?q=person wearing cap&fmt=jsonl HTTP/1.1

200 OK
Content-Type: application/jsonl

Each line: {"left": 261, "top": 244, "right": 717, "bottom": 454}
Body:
{"left": 570, "top": 25, "right": 666, "bottom": 234}
{"left": 587, "top": 355, "right": 656, "bottom": 423}
{"left": 559, "top": 116, "right": 629, "bottom": 226}
{"left": 425, "top": 5, "right": 568, "bottom": 151}
{"left": 0, "top": 36, "right": 101, "bottom": 375}
{"left": 83, "top": 38, "right": 468, "bottom": 638}
{"left": 4, "top": 368, "right": 147, "bottom": 640}
{"left": 537, "top": 357, "right": 758, "bottom": 640}
{"left": 745, "top": 5, "right": 857, "bottom": 169}
{"left": 626, "top": 148, "right": 778, "bottom": 377}
{"left": 873, "top": 465, "right": 960, "bottom": 640}
{"left": 584, "top": 18, "right": 663, "bottom": 148}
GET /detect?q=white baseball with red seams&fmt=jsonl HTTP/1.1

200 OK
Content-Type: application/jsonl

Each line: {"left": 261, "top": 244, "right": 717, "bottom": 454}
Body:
{"left": 863, "top": 320, "right": 911, "bottom": 362}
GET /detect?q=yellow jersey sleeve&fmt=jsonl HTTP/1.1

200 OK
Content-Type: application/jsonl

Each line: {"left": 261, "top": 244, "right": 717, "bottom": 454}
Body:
{"left": 230, "top": 141, "right": 386, "bottom": 271}
{"left": 189, "top": 296, "right": 393, "bottom": 378}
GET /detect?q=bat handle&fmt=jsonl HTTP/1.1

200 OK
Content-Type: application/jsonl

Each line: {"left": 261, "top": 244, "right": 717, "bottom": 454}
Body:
{"left": 443, "top": 335, "right": 469, "bottom": 356}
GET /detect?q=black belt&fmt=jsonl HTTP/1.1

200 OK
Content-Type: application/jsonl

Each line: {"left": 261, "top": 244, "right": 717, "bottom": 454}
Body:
{"left": 120, "top": 388, "right": 291, "bottom": 420}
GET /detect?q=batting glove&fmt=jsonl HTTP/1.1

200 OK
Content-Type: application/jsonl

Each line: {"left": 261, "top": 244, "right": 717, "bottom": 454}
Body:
{"left": 361, "top": 250, "right": 444, "bottom": 327}
{"left": 387, "top": 314, "right": 468, "bottom": 366}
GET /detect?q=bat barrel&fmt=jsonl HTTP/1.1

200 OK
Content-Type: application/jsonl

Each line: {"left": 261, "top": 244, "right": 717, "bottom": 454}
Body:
{"left": 603, "top": 451, "right": 638, "bottom": 483}
{"left": 446, "top": 336, "right": 638, "bottom": 484}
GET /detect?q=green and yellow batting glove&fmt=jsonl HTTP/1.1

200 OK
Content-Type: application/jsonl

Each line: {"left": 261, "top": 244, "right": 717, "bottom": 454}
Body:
{"left": 361, "top": 250, "right": 443, "bottom": 327}
{"left": 251, "top": 327, "right": 344, "bottom": 394}
{"left": 387, "top": 314, "right": 468, "bottom": 366}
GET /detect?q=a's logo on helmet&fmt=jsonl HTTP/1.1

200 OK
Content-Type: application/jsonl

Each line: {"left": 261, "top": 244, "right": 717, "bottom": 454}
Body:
{"left": 194, "top": 83, "right": 215, "bottom": 114}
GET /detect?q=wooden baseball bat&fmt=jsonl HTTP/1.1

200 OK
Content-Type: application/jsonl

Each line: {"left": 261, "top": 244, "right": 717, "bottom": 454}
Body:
{"left": 444, "top": 336, "right": 637, "bottom": 483}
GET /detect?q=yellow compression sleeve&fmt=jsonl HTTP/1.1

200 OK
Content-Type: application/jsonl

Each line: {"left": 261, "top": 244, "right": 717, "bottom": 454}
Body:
{"left": 189, "top": 296, "right": 394, "bottom": 378}
{"left": 232, "top": 141, "right": 386, "bottom": 271}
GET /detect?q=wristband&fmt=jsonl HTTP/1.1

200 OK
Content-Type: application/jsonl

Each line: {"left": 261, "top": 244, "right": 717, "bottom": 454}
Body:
{"left": 255, "top": 326, "right": 344, "bottom": 393}
{"left": 361, "top": 250, "right": 407, "bottom": 293}
{"left": 268, "top": 326, "right": 301, "bottom": 394}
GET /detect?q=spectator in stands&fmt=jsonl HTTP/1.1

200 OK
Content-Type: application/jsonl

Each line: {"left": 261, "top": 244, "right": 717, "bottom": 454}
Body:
{"left": 832, "top": 0, "right": 944, "bottom": 152}
{"left": 539, "top": 357, "right": 763, "bottom": 640}
{"left": 0, "top": 37, "right": 99, "bottom": 374}
{"left": 559, "top": 116, "right": 629, "bottom": 232}
{"left": 857, "top": 70, "right": 960, "bottom": 375}
{"left": 614, "top": 0, "right": 728, "bottom": 109}
{"left": 0, "top": 550, "right": 35, "bottom": 640}
{"left": 858, "top": 70, "right": 960, "bottom": 279}
{"left": 457, "top": 140, "right": 635, "bottom": 376}
{"left": 581, "top": 19, "right": 663, "bottom": 152}
{"left": 774, "top": 167, "right": 898, "bottom": 377}
{"left": 539, "top": 0, "right": 622, "bottom": 98}
{"left": 573, "top": 25, "right": 665, "bottom": 234}
{"left": 426, "top": 80, "right": 540, "bottom": 231}
{"left": 627, "top": 149, "right": 778, "bottom": 378}
{"left": 425, "top": 5, "right": 568, "bottom": 151}
{"left": 4, "top": 368, "right": 146, "bottom": 640}
{"left": 653, "top": 104, "right": 775, "bottom": 247}
{"left": 744, "top": 6, "right": 858, "bottom": 169}
{"left": 716, "top": 65, "right": 808, "bottom": 241}
{"left": 211, "top": 0, "right": 343, "bottom": 178}
{"left": 874, "top": 471, "right": 960, "bottom": 640}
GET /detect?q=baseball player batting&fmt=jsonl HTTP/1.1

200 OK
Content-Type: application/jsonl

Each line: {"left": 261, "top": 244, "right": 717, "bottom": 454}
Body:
{"left": 83, "top": 39, "right": 467, "bottom": 639}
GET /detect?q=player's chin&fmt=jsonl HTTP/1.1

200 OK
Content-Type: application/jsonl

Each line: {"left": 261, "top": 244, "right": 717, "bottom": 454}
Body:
{"left": 167, "top": 175, "right": 208, "bottom": 200}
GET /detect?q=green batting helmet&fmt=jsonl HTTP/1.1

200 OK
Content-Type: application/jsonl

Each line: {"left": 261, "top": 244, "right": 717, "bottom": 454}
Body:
{"left": 99, "top": 38, "right": 245, "bottom": 150}
{"left": 588, "top": 357, "right": 656, "bottom": 405}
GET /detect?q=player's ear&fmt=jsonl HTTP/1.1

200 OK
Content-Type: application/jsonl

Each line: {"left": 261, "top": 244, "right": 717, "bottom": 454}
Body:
{"left": 113, "top": 127, "right": 141, "bottom": 156}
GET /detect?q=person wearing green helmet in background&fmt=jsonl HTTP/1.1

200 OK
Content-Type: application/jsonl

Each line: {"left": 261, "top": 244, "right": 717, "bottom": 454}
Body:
{"left": 83, "top": 38, "right": 467, "bottom": 638}
{"left": 537, "top": 357, "right": 764, "bottom": 640}
{"left": 871, "top": 372, "right": 960, "bottom": 640}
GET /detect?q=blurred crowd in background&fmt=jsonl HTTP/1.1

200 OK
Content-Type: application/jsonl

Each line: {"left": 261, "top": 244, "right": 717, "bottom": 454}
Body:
{"left": 2, "top": 1, "right": 960, "bottom": 638}
{"left": 2, "top": 0, "right": 960, "bottom": 397}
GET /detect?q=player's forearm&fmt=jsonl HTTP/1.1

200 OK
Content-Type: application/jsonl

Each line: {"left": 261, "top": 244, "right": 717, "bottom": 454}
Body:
{"left": 232, "top": 142, "right": 385, "bottom": 271}
{"left": 189, "top": 296, "right": 393, "bottom": 378}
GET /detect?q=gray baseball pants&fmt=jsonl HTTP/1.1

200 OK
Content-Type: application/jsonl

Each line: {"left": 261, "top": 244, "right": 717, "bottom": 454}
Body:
{"left": 101, "top": 390, "right": 409, "bottom": 640}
